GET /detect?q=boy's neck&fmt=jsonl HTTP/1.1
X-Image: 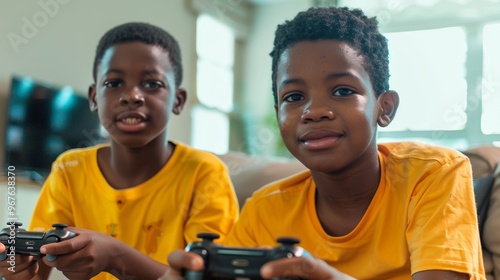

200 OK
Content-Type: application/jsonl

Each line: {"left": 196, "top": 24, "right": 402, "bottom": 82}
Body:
{"left": 312, "top": 164, "right": 380, "bottom": 199}
{"left": 98, "top": 139, "right": 174, "bottom": 190}
{"left": 312, "top": 151, "right": 381, "bottom": 236}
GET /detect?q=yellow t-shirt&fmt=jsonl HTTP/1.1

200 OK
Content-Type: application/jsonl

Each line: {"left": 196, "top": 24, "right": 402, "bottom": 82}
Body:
{"left": 224, "top": 142, "right": 485, "bottom": 280}
{"left": 29, "top": 141, "right": 239, "bottom": 280}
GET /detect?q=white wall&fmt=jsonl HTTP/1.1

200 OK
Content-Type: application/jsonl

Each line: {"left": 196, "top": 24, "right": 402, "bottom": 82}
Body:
{"left": 0, "top": 0, "right": 198, "bottom": 168}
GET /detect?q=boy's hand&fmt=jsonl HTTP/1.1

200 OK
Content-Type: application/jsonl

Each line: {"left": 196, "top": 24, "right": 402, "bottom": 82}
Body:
{"left": 0, "top": 242, "right": 41, "bottom": 280}
{"left": 157, "top": 250, "right": 203, "bottom": 280}
{"left": 39, "top": 227, "right": 118, "bottom": 279}
{"left": 261, "top": 257, "right": 357, "bottom": 280}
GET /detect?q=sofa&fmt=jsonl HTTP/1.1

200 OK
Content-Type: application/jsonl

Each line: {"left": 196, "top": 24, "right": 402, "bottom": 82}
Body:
{"left": 462, "top": 146, "right": 500, "bottom": 280}
{"left": 218, "top": 145, "right": 500, "bottom": 279}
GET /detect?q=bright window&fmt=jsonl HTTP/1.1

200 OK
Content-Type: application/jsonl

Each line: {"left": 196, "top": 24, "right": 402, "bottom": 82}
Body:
{"left": 192, "top": 14, "right": 235, "bottom": 154}
{"left": 482, "top": 23, "right": 500, "bottom": 135}
{"left": 191, "top": 106, "right": 229, "bottom": 154}
{"left": 382, "top": 27, "right": 468, "bottom": 132}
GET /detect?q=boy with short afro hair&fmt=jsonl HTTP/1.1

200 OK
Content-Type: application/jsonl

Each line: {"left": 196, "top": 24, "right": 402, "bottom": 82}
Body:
{"left": 270, "top": 7, "right": 390, "bottom": 101}
{"left": 0, "top": 22, "right": 239, "bottom": 280}
{"left": 163, "top": 6, "right": 485, "bottom": 280}
{"left": 92, "top": 22, "right": 184, "bottom": 87}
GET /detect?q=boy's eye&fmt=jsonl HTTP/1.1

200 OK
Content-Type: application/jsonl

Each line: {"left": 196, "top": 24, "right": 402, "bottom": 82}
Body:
{"left": 143, "top": 80, "right": 164, "bottom": 90}
{"left": 283, "top": 92, "right": 304, "bottom": 102}
{"left": 332, "top": 88, "right": 355, "bottom": 96}
{"left": 103, "top": 80, "right": 122, "bottom": 88}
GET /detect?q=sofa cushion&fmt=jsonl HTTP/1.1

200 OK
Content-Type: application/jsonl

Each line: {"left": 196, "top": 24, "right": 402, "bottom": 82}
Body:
{"left": 483, "top": 163, "right": 500, "bottom": 279}
{"left": 217, "top": 151, "right": 306, "bottom": 208}
{"left": 475, "top": 176, "right": 495, "bottom": 234}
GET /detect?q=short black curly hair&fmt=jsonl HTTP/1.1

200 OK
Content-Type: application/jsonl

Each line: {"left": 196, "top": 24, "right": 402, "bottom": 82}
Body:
{"left": 270, "top": 6, "right": 389, "bottom": 103}
{"left": 92, "top": 22, "right": 183, "bottom": 88}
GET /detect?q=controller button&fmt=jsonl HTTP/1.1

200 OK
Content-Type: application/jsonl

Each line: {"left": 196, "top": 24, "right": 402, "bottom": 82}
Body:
{"left": 231, "top": 259, "right": 249, "bottom": 267}
{"left": 46, "top": 236, "right": 59, "bottom": 243}
{"left": 234, "top": 269, "right": 245, "bottom": 275}
{"left": 25, "top": 241, "right": 35, "bottom": 246}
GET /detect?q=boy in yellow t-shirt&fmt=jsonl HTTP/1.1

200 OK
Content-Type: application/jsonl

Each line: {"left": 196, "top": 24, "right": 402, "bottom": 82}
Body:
{"left": 162, "top": 6, "right": 485, "bottom": 280}
{"left": 0, "top": 22, "right": 238, "bottom": 280}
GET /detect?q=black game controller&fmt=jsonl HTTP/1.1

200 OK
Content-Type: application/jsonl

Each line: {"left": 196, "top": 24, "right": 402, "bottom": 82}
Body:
{"left": 185, "top": 232, "right": 311, "bottom": 280}
{"left": 0, "top": 222, "right": 76, "bottom": 261}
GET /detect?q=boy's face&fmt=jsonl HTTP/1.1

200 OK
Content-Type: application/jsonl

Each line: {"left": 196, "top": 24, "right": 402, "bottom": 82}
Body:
{"left": 89, "top": 42, "right": 185, "bottom": 148}
{"left": 274, "top": 40, "right": 397, "bottom": 172}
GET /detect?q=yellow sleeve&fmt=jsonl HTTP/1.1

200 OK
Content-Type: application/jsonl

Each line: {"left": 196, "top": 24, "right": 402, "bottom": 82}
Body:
{"left": 28, "top": 162, "right": 74, "bottom": 232}
{"left": 407, "top": 155, "right": 485, "bottom": 278}
{"left": 184, "top": 162, "right": 239, "bottom": 244}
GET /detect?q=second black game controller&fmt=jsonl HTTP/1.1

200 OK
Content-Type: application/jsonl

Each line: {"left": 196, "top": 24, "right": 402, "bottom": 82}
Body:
{"left": 0, "top": 222, "right": 76, "bottom": 261}
{"left": 185, "top": 232, "right": 311, "bottom": 280}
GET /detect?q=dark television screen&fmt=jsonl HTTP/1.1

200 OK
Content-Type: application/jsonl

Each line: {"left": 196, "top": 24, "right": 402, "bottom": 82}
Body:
{"left": 3, "top": 76, "right": 106, "bottom": 179}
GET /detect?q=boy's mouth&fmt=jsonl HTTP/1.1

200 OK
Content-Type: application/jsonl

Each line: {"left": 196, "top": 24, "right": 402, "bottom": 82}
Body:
{"left": 299, "top": 130, "right": 343, "bottom": 150}
{"left": 116, "top": 112, "right": 147, "bottom": 132}
{"left": 121, "top": 118, "right": 142, "bottom": 125}
{"left": 116, "top": 111, "right": 147, "bottom": 122}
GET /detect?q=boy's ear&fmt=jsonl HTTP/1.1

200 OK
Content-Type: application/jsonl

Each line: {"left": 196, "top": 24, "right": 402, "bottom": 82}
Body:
{"left": 172, "top": 88, "right": 187, "bottom": 115}
{"left": 88, "top": 84, "right": 98, "bottom": 112}
{"left": 377, "top": 90, "right": 399, "bottom": 127}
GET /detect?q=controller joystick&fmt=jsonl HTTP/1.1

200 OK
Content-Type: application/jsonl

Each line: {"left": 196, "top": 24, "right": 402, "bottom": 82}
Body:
{"left": 197, "top": 232, "right": 220, "bottom": 242}
{"left": 185, "top": 232, "right": 311, "bottom": 280}
{"left": 0, "top": 222, "right": 76, "bottom": 261}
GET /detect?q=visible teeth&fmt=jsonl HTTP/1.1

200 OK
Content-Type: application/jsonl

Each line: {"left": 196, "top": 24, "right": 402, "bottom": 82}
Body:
{"left": 122, "top": 118, "right": 141, "bottom": 124}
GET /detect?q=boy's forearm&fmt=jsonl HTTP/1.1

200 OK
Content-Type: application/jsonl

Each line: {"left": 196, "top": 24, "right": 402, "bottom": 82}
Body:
{"left": 106, "top": 241, "right": 168, "bottom": 279}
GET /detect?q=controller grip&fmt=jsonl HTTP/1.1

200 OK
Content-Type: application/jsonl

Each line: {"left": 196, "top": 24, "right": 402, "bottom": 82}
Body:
{"left": 0, "top": 251, "right": 6, "bottom": 261}
{"left": 185, "top": 270, "right": 204, "bottom": 280}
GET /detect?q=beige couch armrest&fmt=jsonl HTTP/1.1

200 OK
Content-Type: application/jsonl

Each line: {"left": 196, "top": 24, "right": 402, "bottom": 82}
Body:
{"left": 463, "top": 146, "right": 500, "bottom": 179}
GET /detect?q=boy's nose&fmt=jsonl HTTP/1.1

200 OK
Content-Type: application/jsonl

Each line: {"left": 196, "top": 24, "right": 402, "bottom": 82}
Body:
{"left": 119, "top": 88, "right": 145, "bottom": 107}
{"left": 301, "top": 100, "right": 335, "bottom": 122}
